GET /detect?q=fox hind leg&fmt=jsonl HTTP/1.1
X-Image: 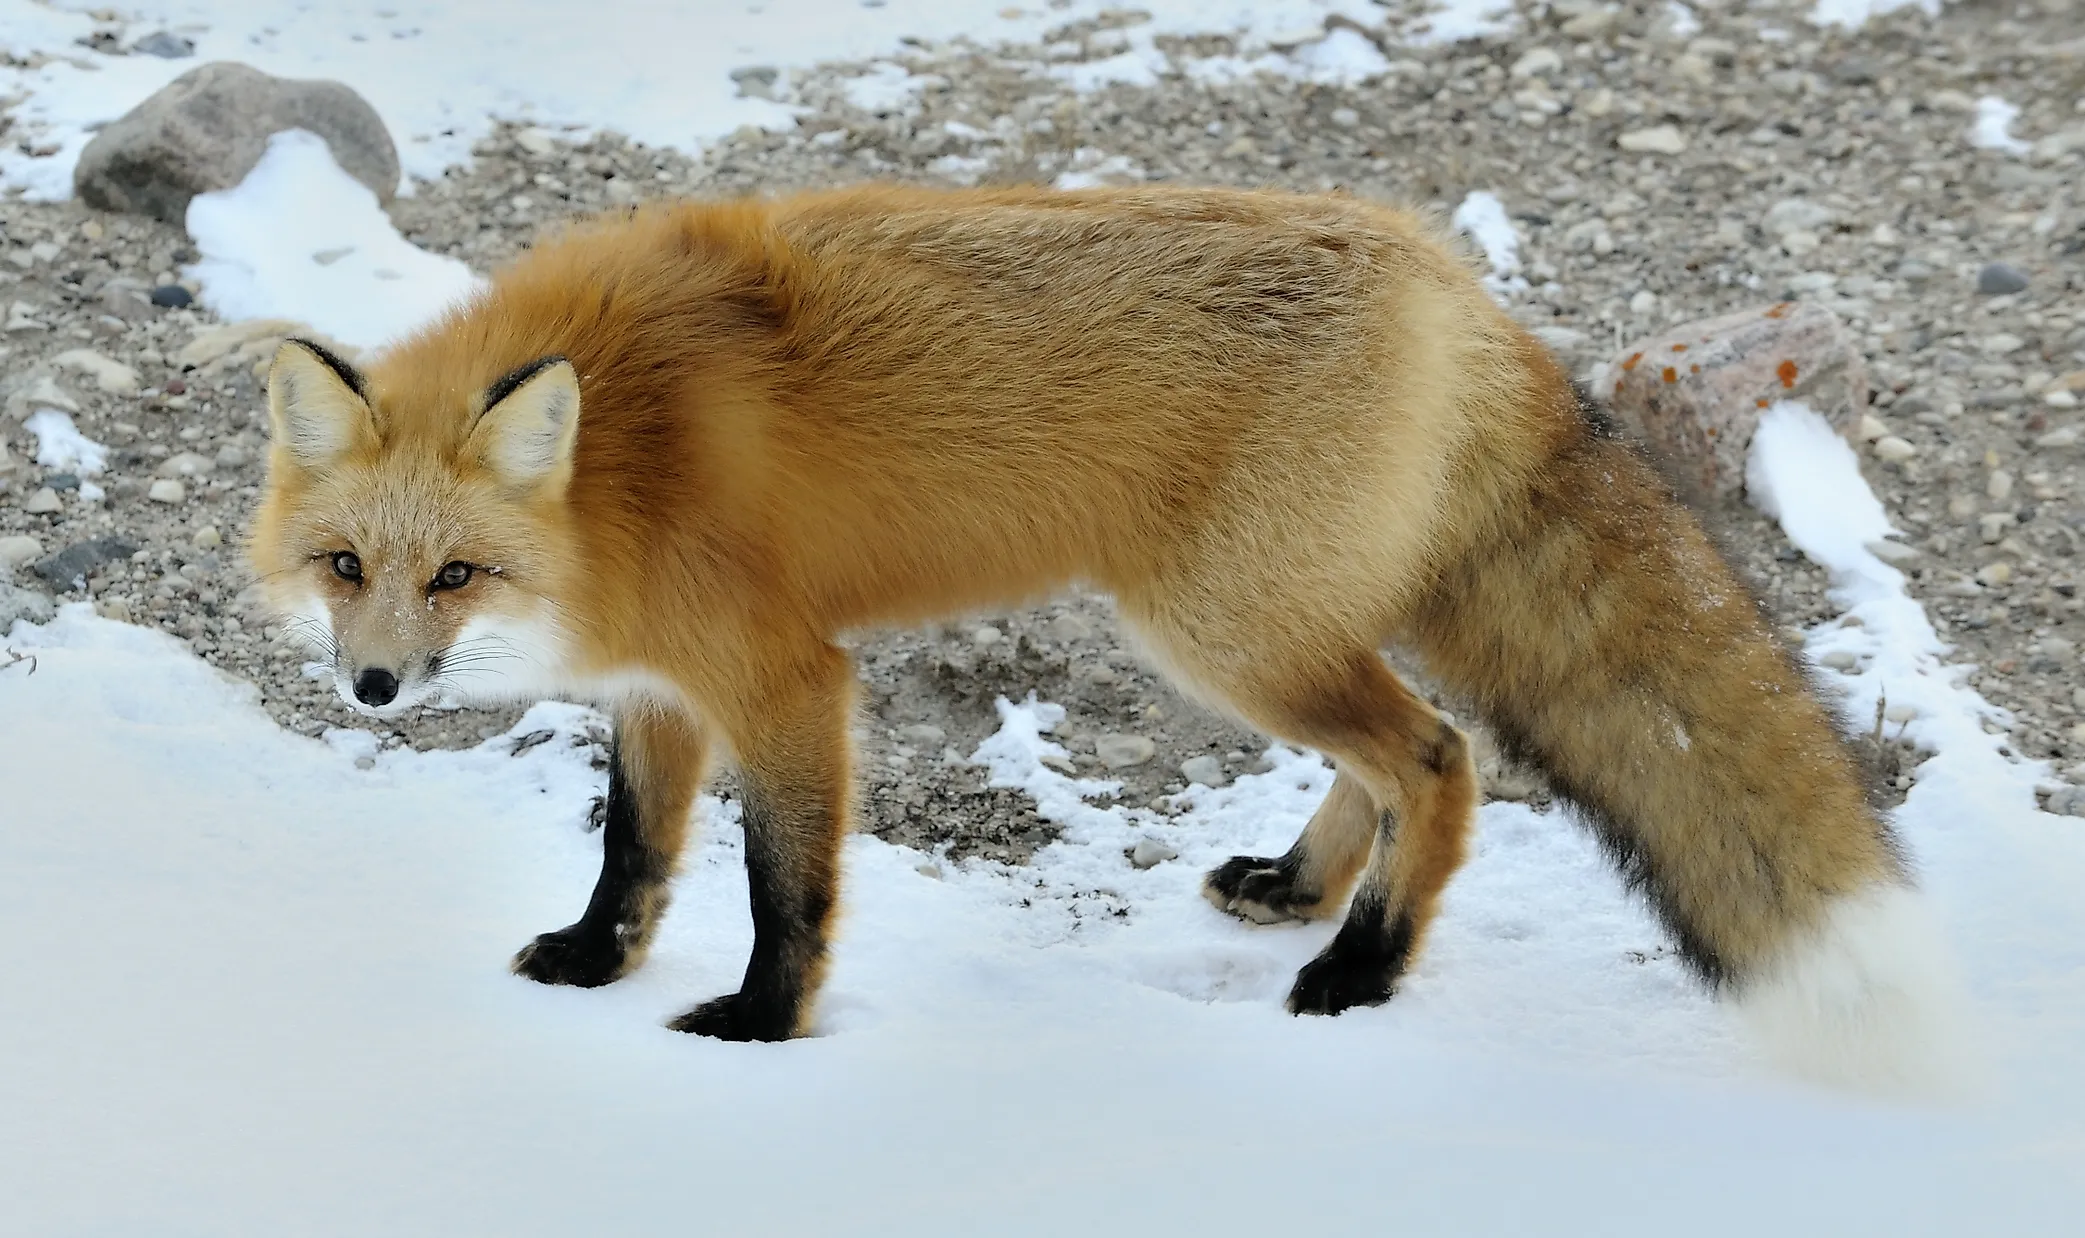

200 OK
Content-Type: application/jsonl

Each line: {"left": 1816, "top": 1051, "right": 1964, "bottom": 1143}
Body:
{"left": 1171, "top": 645, "right": 1476, "bottom": 1015}
{"left": 1204, "top": 767, "right": 1375, "bottom": 924}
{"left": 512, "top": 708, "right": 709, "bottom": 988}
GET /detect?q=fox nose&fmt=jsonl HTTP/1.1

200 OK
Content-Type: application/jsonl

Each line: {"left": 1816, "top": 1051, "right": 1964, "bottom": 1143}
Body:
{"left": 353, "top": 667, "right": 400, "bottom": 707}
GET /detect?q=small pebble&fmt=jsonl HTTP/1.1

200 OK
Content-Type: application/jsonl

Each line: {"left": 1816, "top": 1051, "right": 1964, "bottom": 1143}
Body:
{"left": 1872, "top": 436, "right": 1917, "bottom": 462}
{"left": 1617, "top": 124, "right": 1687, "bottom": 154}
{"left": 156, "top": 451, "right": 214, "bottom": 478}
{"left": 1179, "top": 755, "right": 1225, "bottom": 787}
{"left": 1095, "top": 733, "right": 1156, "bottom": 769}
{"left": 970, "top": 625, "right": 1002, "bottom": 646}
{"left": 1976, "top": 262, "right": 2029, "bottom": 296}
{"left": 1987, "top": 469, "right": 2013, "bottom": 501}
{"left": 147, "top": 479, "right": 187, "bottom": 504}
{"left": 149, "top": 284, "right": 192, "bottom": 308}
{"left": 1050, "top": 613, "right": 1092, "bottom": 643}
{"left": 23, "top": 487, "right": 60, "bottom": 514}
{"left": 0, "top": 534, "right": 43, "bottom": 570}
{"left": 192, "top": 525, "right": 222, "bottom": 551}
{"left": 895, "top": 723, "right": 945, "bottom": 747}
{"left": 1975, "top": 561, "right": 2014, "bottom": 587}
{"left": 1864, "top": 538, "right": 1921, "bottom": 566}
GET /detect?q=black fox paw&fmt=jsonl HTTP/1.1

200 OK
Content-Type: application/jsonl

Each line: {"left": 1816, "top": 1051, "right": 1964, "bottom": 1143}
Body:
{"left": 1284, "top": 946, "right": 1401, "bottom": 1012}
{"left": 1285, "top": 946, "right": 1399, "bottom": 1017}
{"left": 666, "top": 991, "right": 797, "bottom": 1042}
{"left": 1203, "top": 854, "right": 1320, "bottom": 924}
{"left": 511, "top": 923, "right": 626, "bottom": 988}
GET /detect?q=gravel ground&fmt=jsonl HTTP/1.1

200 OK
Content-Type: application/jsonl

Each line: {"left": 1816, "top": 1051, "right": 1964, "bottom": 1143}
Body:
{"left": 3, "top": 0, "right": 2082, "bottom": 859}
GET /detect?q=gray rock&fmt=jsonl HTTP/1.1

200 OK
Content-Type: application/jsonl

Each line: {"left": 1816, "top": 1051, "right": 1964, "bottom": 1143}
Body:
{"left": 1095, "top": 733, "right": 1156, "bottom": 769}
{"left": 98, "top": 277, "right": 156, "bottom": 322}
{"left": 0, "top": 535, "right": 43, "bottom": 572}
{"left": 1179, "top": 754, "right": 1226, "bottom": 786}
{"left": 0, "top": 582, "right": 56, "bottom": 628}
{"left": 133, "top": 31, "right": 196, "bottom": 59}
{"left": 895, "top": 723, "right": 946, "bottom": 748}
{"left": 74, "top": 62, "right": 399, "bottom": 224}
{"left": 1976, "top": 262, "right": 2030, "bottom": 296}
{"left": 32, "top": 537, "right": 138, "bottom": 590}
{"left": 149, "top": 284, "right": 193, "bottom": 308}
{"left": 1604, "top": 301, "right": 1869, "bottom": 504}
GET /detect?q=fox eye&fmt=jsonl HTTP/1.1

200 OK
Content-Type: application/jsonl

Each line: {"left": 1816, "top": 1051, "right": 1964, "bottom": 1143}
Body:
{"left": 431, "top": 561, "right": 475, "bottom": 591}
{"left": 331, "top": 551, "right": 362, "bottom": 582}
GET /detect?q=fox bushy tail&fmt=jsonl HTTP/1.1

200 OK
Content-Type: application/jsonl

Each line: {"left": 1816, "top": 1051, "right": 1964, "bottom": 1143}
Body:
{"left": 1408, "top": 407, "right": 1973, "bottom": 1094}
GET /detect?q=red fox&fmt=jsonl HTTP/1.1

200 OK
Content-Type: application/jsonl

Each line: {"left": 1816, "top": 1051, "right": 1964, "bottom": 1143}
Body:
{"left": 249, "top": 184, "right": 1964, "bottom": 1089}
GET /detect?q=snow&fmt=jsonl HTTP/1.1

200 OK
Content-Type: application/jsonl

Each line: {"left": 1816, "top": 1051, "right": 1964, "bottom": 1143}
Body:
{"left": 22, "top": 408, "right": 109, "bottom": 476}
{"left": 1409, "top": 0, "right": 1516, "bottom": 45}
{"left": 182, "top": 129, "right": 483, "bottom": 351}
{"left": 1969, "top": 96, "right": 2034, "bottom": 157}
{"left": 5, "top": 405, "right": 2085, "bottom": 1228}
{"left": 1452, "top": 190, "right": 1527, "bottom": 298}
{"left": 1811, "top": 0, "right": 1943, "bottom": 29}
{"left": 0, "top": 0, "right": 1394, "bottom": 198}
{"left": 6, "top": 0, "right": 2085, "bottom": 1229}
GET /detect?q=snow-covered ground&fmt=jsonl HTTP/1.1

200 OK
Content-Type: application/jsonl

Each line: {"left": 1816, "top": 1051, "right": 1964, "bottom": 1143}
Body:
{"left": 1, "top": 0, "right": 1408, "bottom": 198}
{"left": 5, "top": 456, "right": 2085, "bottom": 1231}
{"left": 4, "top": 0, "right": 2082, "bottom": 1230}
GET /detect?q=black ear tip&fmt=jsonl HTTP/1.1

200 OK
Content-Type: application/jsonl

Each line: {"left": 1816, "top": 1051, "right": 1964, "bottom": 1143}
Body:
{"left": 283, "top": 336, "right": 368, "bottom": 399}
{"left": 482, "top": 354, "right": 576, "bottom": 411}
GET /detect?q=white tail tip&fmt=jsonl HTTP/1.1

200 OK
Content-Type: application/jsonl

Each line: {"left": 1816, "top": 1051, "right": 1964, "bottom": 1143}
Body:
{"left": 1737, "top": 884, "right": 1984, "bottom": 1100}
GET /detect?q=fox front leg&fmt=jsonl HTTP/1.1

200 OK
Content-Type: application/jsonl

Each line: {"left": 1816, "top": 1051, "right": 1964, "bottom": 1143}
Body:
{"left": 512, "top": 709, "right": 708, "bottom": 987}
{"left": 669, "top": 649, "right": 853, "bottom": 1042}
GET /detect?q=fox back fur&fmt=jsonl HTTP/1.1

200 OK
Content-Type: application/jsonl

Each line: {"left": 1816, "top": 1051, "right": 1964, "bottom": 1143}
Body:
{"left": 250, "top": 184, "right": 1966, "bottom": 1090}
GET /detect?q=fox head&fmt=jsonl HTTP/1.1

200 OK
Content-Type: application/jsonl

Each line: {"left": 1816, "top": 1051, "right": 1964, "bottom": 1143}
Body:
{"left": 248, "top": 338, "right": 582, "bottom": 719}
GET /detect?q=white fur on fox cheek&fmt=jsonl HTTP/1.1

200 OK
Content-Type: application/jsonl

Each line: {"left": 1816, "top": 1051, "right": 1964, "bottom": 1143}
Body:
{"left": 277, "top": 593, "right": 337, "bottom": 658}
{"left": 440, "top": 605, "right": 574, "bottom": 703}
{"left": 441, "top": 603, "right": 683, "bottom": 712}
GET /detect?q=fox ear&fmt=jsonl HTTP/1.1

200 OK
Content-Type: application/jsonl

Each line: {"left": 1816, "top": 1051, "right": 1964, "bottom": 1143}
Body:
{"left": 467, "top": 356, "right": 581, "bottom": 492}
{"left": 266, "top": 339, "right": 373, "bottom": 469}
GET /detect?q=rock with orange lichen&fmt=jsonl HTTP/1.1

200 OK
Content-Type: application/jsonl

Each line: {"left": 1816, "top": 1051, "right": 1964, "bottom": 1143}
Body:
{"left": 1598, "top": 301, "right": 1869, "bottom": 505}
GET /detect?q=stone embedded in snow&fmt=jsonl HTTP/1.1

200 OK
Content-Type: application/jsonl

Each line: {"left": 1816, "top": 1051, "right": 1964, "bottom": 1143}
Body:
{"left": 1865, "top": 538, "right": 1923, "bottom": 566}
{"left": 74, "top": 62, "right": 400, "bottom": 224}
{"left": 1128, "top": 837, "right": 1180, "bottom": 870}
{"left": 1617, "top": 125, "right": 1687, "bottom": 154}
{"left": 1603, "top": 301, "right": 1868, "bottom": 505}
{"left": 1095, "top": 734, "right": 1157, "bottom": 769}
{"left": 51, "top": 349, "right": 140, "bottom": 395}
